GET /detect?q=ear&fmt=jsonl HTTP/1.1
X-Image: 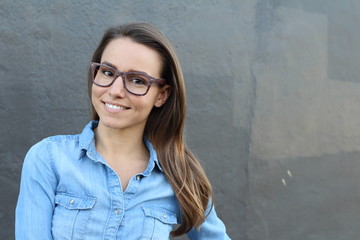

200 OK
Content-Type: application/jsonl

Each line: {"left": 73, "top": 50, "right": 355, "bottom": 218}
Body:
{"left": 154, "top": 85, "right": 171, "bottom": 107}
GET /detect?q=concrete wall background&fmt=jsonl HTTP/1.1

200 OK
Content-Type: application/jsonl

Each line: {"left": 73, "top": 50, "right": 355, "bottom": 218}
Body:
{"left": 247, "top": 1, "right": 360, "bottom": 239}
{"left": 1, "top": 0, "right": 360, "bottom": 239}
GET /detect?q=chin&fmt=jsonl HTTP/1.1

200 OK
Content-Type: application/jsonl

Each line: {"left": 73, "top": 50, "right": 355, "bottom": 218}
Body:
{"left": 97, "top": 117, "right": 120, "bottom": 129}
{"left": 98, "top": 117, "right": 146, "bottom": 133}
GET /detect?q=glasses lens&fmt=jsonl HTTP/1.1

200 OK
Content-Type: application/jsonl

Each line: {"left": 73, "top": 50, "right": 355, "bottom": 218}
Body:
{"left": 92, "top": 64, "right": 116, "bottom": 86}
{"left": 124, "top": 73, "right": 150, "bottom": 95}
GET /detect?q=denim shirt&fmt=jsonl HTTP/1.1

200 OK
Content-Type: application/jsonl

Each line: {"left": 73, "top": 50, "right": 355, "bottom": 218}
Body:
{"left": 16, "top": 121, "right": 230, "bottom": 240}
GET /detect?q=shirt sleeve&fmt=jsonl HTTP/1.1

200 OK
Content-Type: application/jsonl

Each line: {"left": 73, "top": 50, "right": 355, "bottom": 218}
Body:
{"left": 16, "top": 139, "right": 57, "bottom": 240}
{"left": 186, "top": 201, "right": 231, "bottom": 240}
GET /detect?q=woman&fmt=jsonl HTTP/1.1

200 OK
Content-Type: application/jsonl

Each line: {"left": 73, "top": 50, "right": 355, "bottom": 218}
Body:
{"left": 16, "top": 22, "right": 230, "bottom": 239}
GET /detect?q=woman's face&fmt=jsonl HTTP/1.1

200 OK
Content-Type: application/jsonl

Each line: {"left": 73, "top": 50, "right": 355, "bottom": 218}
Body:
{"left": 91, "top": 37, "right": 169, "bottom": 133}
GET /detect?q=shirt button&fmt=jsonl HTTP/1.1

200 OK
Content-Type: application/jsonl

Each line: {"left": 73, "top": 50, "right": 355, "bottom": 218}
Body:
{"left": 114, "top": 209, "right": 120, "bottom": 214}
{"left": 136, "top": 175, "right": 141, "bottom": 180}
{"left": 69, "top": 199, "right": 75, "bottom": 205}
{"left": 163, "top": 214, "right": 167, "bottom": 219}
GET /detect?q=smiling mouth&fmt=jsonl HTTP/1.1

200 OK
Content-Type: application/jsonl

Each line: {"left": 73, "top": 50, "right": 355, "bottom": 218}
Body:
{"left": 105, "top": 103, "right": 129, "bottom": 110}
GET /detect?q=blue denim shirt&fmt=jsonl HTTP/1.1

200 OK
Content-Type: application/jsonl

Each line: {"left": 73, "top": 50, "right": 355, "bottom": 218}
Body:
{"left": 16, "top": 121, "right": 230, "bottom": 240}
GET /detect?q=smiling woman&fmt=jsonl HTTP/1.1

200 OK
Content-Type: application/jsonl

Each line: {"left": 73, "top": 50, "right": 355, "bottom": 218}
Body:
{"left": 15, "top": 22, "right": 230, "bottom": 239}
{"left": 91, "top": 37, "right": 169, "bottom": 135}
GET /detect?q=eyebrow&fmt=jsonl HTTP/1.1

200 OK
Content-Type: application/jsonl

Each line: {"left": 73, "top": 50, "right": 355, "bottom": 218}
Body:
{"left": 101, "top": 61, "right": 149, "bottom": 75}
{"left": 102, "top": 61, "right": 117, "bottom": 69}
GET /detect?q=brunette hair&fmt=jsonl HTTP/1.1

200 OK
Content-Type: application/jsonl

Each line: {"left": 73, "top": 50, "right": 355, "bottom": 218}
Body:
{"left": 88, "top": 22, "right": 213, "bottom": 236}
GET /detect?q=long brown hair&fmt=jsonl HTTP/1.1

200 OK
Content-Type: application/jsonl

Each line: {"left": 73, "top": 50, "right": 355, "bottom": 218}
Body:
{"left": 88, "top": 22, "right": 213, "bottom": 236}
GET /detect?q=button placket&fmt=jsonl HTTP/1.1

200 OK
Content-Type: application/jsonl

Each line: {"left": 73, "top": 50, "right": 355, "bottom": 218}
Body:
{"left": 103, "top": 167, "right": 125, "bottom": 239}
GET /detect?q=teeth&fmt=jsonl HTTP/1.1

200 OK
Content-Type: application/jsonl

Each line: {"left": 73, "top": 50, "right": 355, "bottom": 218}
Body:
{"left": 106, "top": 103, "right": 126, "bottom": 110}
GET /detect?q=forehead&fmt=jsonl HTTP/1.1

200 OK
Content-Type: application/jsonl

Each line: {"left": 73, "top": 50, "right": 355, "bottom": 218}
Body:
{"left": 101, "top": 37, "right": 162, "bottom": 76}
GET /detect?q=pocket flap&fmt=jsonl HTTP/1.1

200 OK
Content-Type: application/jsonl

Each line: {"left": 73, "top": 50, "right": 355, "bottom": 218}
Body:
{"left": 142, "top": 206, "right": 178, "bottom": 224}
{"left": 55, "top": 193, "right": 96, "bottom": 210}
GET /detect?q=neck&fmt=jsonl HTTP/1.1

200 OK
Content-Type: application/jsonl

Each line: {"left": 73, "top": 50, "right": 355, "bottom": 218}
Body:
{"left": 94, "top": 122, "right": 149, "bottom": 161}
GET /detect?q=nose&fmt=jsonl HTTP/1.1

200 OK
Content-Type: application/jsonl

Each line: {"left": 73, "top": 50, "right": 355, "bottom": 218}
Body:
{"left": 109, "top": 76, "right": 126, "bottom": 98}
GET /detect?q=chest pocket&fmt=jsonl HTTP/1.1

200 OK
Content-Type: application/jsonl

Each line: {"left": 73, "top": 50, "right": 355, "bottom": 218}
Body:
{"left": 142, "top": 206, "right": 178, "bottom": 239}
{"left": 52, "top": 193, "right": 96, "bottom": 240}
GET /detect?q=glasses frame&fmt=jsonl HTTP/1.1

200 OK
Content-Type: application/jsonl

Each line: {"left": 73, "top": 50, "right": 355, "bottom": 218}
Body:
{"left": 90, "top": 62, "right": 167, "bottom": 96}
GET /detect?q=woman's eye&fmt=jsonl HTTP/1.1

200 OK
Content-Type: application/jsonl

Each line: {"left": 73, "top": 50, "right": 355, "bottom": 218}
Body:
{"left": 131, "top": 77, "right": 147, "bottom": 85}
{"left": 99, "top": 66, "right": 115, "bottom": 77}
{"left": 102, "top": 70, "right": 114, "bottom": 77}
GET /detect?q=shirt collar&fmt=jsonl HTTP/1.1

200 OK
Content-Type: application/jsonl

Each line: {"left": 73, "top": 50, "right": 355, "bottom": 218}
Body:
{"left": 78, "top": 121, "right": 163, "bottom": 172}
{"left": 144, "top": 138, "right": 164, "bottom": 173}
{"left": 79, "top": 120, "right": 98, "bottom": 152}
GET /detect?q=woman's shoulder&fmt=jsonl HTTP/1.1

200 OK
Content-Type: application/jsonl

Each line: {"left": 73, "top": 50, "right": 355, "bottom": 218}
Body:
{"left": 25, "top": 121, "right": 96, "bottom": 163}
{"left": 26, "top": 133, "right": 81, "bottom": 159}
{"left": 46, "top": 134, "right": 81, "bottom": 144}
{"left": 31, "top": 133, "right": 80, "bottom": 148}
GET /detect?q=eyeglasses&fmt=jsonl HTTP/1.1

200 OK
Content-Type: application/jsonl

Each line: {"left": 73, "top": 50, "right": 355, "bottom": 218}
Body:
{"left": 90, "top": 62, "right": 167, "bottom": 96}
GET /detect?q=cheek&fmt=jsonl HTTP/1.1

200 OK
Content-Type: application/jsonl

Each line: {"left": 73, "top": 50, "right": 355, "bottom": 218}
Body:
{"left": 92, "top": 85, "right": 104, "bottom": 100}
{"left": 132, "top": 99, "right": 151, "bottom": 111}
{"left": 130, "top": 96, "right": 157, "bottom": 113}
{"left": 91, "top": 86, "right": 105, "bottom": 109}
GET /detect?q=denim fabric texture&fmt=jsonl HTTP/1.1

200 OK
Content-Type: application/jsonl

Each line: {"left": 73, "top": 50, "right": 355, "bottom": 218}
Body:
{"left": 16, "top": 121, "right": 230, "bottom": 240}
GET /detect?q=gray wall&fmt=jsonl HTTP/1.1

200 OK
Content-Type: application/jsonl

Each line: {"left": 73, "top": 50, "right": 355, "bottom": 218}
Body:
{"left": 1, "top": 0, "right": 360, "bottom": 239}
